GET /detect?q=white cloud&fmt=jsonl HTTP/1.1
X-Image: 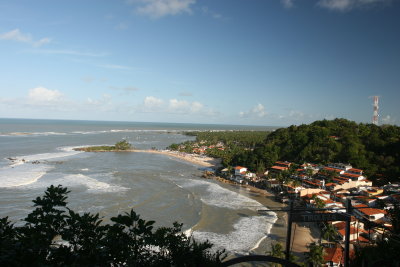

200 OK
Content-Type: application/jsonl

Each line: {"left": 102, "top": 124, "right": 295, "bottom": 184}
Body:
{"left": 144, "top": 96, "right": 164, "bottom": 109}
{"left": 281, "top": 0, "right": 295, "bottom": 8}
{"left": 129, "top": 0, "right": 196, "bottom": 18}
{"left": 169, "top": 98, "right": 189, "bottom": 110}
{"left": 28, "top": 87, "right": 64, "bottom": 103}
{"left": 0, "top": 29, "right": 51, "bottom": 47}
{"left": 139, "top": 96, "right": 212, "bottom": 115}
{"left": 317, "top": 0, "right": 391, "bottom": 11}
{"left": 240, "top": 103, "right": 267, "bottom": 118}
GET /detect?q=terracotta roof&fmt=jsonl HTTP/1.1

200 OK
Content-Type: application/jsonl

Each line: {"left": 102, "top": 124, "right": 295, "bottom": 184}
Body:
{"left": 235, "top": 166, "right": 246, "bottom": 170}
{"left": 271, "top": 166, "right": 288, "bottom": 170}
{"left": 359, "top": 208, "right": 386, "bottom": 216}
{"left": 324, "top": 246, "right": 343, "bottom": 264}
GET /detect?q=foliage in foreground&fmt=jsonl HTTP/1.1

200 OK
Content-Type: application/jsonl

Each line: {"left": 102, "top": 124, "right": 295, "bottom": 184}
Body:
{"left": 0, "top": 185, "right": 225, "bottom": 266}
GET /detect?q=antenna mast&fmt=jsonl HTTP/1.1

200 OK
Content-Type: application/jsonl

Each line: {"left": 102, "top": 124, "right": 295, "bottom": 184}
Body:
{"left": 372, "top": 96, "right": 379, "bottom": 125}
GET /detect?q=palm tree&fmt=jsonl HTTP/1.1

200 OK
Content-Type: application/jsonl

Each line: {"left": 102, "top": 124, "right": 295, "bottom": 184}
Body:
{"left": 267, "top": 242, "right": 299, "bottom": 267}
{"left": 268, "top": 242, "right": 285, "bottom": 267}
{"left": 322, "top": 223, "right": 337, "bottom": 243}
{"left": 311, "top": 195, "right": 326, "bottom": 210}
{"left": 304, "top": 243, "right": 324, "bottom": 266}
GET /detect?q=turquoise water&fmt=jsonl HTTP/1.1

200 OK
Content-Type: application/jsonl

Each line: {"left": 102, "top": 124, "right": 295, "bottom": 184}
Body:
{"left": 0, "top": 118, "right": 277, "bottom": 254}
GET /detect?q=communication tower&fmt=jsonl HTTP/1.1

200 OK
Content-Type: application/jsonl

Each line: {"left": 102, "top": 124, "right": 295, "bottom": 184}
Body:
{"left": 372, "top": 96, "right": 379, "bottom": 125}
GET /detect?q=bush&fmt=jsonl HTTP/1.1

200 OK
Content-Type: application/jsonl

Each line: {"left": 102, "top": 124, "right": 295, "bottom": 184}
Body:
{"left": 0, "top": 185, "right": 225, "bottom": 266}
{"left": 114, "top": 140, "right": 132, "bottom": 150}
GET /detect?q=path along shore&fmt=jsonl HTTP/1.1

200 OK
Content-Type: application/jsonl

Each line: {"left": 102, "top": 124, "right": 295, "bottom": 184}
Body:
{"left": 75, "top": 147, "right": 318, "bottom": 255}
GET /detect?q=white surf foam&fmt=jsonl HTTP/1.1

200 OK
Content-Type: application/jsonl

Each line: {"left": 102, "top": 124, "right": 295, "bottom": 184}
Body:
{"left": 175, "top": 178, "right": 278, "bottom": 253}
{"left": 192, "top": 215, "right": 277, "bottom": 254}
{"left": 0, "top": 164, "right": 52, "bottom": 188}
{"left": 8, "top": 146, "right": 84, "bottom": 167}
{"left": 0, "top": 131, "right": 67, "bottom": 137}
{"left": 177, "top": 179, "right": 263, "bottom": 210}
{"left": 46, "top": 173, "right": 128, "bottom": 193}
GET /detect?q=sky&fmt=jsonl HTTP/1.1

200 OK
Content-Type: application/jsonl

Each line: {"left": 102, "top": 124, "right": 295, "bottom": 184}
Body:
{"left": 0, "top": 0, "right": 399, "bottom": 126}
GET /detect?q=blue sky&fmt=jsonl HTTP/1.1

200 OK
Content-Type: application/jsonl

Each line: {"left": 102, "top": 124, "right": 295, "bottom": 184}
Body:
{"left": 0, "top": 0, "right": 399, "bottom": 126}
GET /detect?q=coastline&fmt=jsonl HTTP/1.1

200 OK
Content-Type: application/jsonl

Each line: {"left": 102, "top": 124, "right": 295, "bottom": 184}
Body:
{"left": 73, "top": 147, "right": 223, "bottom": 169}
{"left": 75, "top": 146, "right": 317, "bottom": 256}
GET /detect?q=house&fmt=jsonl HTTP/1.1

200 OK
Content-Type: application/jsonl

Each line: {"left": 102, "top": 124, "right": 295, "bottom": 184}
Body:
{"left": 323, "top": 245, "right": 344, "bottom": 267}
{"left": 334, "top": 221, "right": 368, "bottom": 242}
{"left": 353, "top": 205, "right": 386, "bottom": 221}
{"left": 360, "top": 187, "right": 384, "bottom": 197}
{"left": 270, "top": 161, "right": 291, "bottom": 173}
{"left": 234, "top": 166, "right": 247, "bottom": 177}
{"left": 326, "top": 163, "right": 352, "bottom": 171}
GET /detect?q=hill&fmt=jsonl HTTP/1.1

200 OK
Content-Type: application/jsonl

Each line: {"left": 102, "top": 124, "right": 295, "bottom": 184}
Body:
{"left": 231, "top": 119, "right": 400, "bottom": 184}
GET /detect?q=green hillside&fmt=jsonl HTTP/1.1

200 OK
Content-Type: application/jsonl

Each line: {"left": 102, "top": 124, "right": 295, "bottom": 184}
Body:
{"left": 232, "top": 119, "right": 400, "bottom": 184}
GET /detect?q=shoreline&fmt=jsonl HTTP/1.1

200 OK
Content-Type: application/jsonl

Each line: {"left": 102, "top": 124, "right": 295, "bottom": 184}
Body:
{"left": 73, "top": 147, "right": 223, "bottom": 169}
{"left": 75, "top": 146, "right": 317, "bottom": 255}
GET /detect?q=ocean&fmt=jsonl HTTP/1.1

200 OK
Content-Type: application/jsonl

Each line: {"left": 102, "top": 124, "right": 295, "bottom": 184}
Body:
{"left": 0, "top": 118, "right": 280, "bottom": 255}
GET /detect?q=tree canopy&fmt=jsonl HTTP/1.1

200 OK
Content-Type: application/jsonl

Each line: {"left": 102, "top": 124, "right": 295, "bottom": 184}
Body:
{"left": 232, "top": 119, "right": 400, "bottom": 184}
{"left": 0, "top": 185, "right": 225, "bottom": 266}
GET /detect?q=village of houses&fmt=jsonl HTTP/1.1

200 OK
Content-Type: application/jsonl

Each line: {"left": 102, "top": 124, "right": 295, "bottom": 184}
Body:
{"left": 219, "top": 161, "right": 400, "bottom": 266}
{"left": 172, "top": 140, "right": 399, "bottom": 265}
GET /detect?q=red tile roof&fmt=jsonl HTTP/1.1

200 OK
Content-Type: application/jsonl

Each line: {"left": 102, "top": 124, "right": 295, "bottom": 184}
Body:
{"left": 324, "top": 246, "right": 343, "bottom": 264}
{"left": 359, "top": 208, "right": 386, "bottom": 216}
{"left": 343, "top": 173, "right": 361, "bottom": 178}
{"left": 235, "top": 166, "right": 246, "bottom": 170}
{"left": 271, "top": 166, "right": 288, "bottom": 170}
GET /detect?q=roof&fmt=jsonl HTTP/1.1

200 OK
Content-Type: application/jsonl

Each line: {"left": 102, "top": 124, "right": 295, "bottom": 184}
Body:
{"left": 234, "top": 166, "right": 246, "bottom": 170}
{"left": 359, "top": 207, "right": 386, "bottom": 216}
{"left": 343, "top": 173, "right": 361, "bottom": 178}
{"left": 324, "top": 246, "right": 343, "bottom": 264}
{"left": 271, "top": 166, "right": 288, "bottom": 170}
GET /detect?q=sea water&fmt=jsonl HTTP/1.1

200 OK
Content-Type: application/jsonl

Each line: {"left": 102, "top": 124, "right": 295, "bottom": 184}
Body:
{"left": 0, "top": 118, "right": 277, "bottom": 254}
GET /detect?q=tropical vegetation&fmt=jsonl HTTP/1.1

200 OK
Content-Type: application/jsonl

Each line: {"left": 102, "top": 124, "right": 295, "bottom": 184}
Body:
{"left": 171, "top": 119, "right": 400, "bottom": 184}
{"left": 0, "top": 185, "right": 225, "bottom": 266}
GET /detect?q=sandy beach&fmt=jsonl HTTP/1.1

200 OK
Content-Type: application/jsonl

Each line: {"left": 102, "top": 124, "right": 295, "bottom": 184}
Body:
{"left": 132, "top": 149, "right": 223, "bottom": 169}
